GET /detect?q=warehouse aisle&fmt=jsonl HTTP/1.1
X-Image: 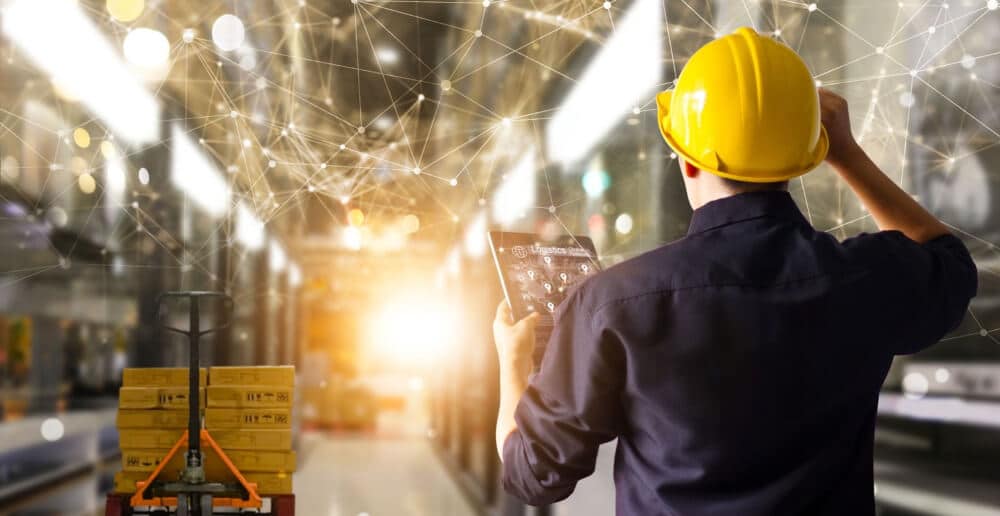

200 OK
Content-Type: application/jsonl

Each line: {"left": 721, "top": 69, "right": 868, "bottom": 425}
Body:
{"left": 294, "top": 431, "right": 477, "bottom": 516}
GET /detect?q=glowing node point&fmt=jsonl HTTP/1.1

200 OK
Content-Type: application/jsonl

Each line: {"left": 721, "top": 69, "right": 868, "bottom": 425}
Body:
{"left": 441, "top": 79, "right": 452, "bottom": 91}
{"left": 807, "top": 3, "right": 817, "bottom": 11}
{"left": 475, "top": 30, "right": 483, "bottom": 38}
{"left": 981, "top": 329, "right": 990, "bottom": 336}
{"left": 875, "top": 46, "right": 884, "bottom": 54}
{"left": 357, "top": 125, "right": 366, "bottom": 134}
{"left": 412, "top": 166, "right": 421, "bottom": 175}
{"left": 603, "top": 1, "right": 611, "bottom": 9}
{"left": 632, "top": 106, "right": 640, "bottom": 115}
{"left": 961, "top": 54, "right": 976, "bottom": 69}
{"left": 773, "top": 29, "right": 782, "bottom": 36}
{"left": 449, "top": 178, "right": 458, "bottom": 186}
{"left": 182, "top": 28, "right": 195, "bottom": 43}
{"left": 501, "top": 117, "right": 511, "bottom": 127}
{"left": 482, "top": 0, "right": 490, "bottom": 6}
{"left": 320, "top": 163, "right": 327, "bottom": 169}
{"left": 909, "top": 69, "right": 918, "bottom": 77}
{"left": 268, "top": 160, "right": 277, "bottom": 168}
{"left": 927, "top": 26, "right": 936, "bottom": 34}
{"left": 989, "top": 0, "right": 999, "bottom": 10}
{"left": 548, "top": 205, "right": 556, "bottom": 214}
{"left": 669, "top": 152, "right": 677, "bottom": 160}
{"left": 339, "top": 144, "right": 346, "bottom": 150}
{"left": 229, "top": 110, "right": 238, "bottom": 119}
{"left": 417, "top": 93, "right": 426, "bottom": 102}
{"left": 815, "top": 79, "right": 823, "bottom": 87}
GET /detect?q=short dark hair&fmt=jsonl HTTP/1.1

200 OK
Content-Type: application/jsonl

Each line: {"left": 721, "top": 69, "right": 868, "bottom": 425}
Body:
{"left": 720, "top": 177, "right": 789, "bottom": 193}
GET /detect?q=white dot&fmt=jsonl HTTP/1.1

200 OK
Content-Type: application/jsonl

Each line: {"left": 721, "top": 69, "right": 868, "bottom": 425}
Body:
{"left": 482, "top": 0, "right": 490, "bottom": 6}
{"left": 474, "top": 30, "right": 483, "bottom": 38}
{"left": 340, "top": 144, "right": 346, "bottom": 150}
{"left": 814, "top": 79, "right": 823, "bottom": 87}
{"left": 903, "top": 373, "right": 929, "bottom": 399}
{"left": 981, "top": 328, "right": 990, "bottom": 336}
{"left": 898, "top": 92, "right": 916, "bottom": 107}
{"left": 988, "top": 0, "right": 998, "bottom": 10}
{"left": 875, "top": 46, "right": 884, "bottom": 54}
{"left": 41, "top": 418, "right": 64, "bottom": 442}
{"left": 412, "top": 166, "right": 421, "bottom": 175}
{"left": 123, "top": 28, "right": 170, "bottom": 70}
{"left": 182, "top": 28, "right": 195, "bottom": 43}
{"left": 212, "top": 14, "right": 246, "bottom": 52}
{"left": 927, "top": 25, "right": 936, "bottom": 34}
{"left": 773, "top": 29, "right": 782, "bottom": 36}
{"left": 615, "top": 213, "right": 634, "bottom": 235}
{"left": 138, "top": 167, "right": 150, "bottom": 185}
{"left": 449, "top": 178, "right": 458, "bottom": 186}
{"left": 603, "top": 1, "right": 611, "bottom": 9}
{"left": 268, "top": 160, "right": 277, "bottom": 168}
{"left": 961, "top": 54, "right": 976, "bottom": 69}
{"left": 807, "top": 3, "right": 817, "bottom": 11}
{"left": 934, "top": 368, "right": 950, "bottom": 383}
{"left": 632, "top": 106, "right": 640, "bottom": 115}
{"left": 501, "top": 117, "right": 511, "bottom": 127}
{"left": 417, "top": 93, "right": 426, "bottom": 102}
{"left": 230, "top": 110, "right": 238, "bottom": 118}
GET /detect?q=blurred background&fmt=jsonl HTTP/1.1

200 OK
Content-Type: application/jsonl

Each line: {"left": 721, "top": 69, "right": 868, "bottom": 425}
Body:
{"left": 0, "top": 0, "right": 998, "bottom": 515}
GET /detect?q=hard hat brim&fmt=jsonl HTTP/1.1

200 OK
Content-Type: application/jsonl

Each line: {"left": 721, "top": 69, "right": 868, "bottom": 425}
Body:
{"left": 656, "top": 90, "right": 830, "bottom": 183}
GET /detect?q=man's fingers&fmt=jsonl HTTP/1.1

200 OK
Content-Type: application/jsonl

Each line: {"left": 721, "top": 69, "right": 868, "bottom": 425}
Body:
{"left": 495, "top": 299, "right": 513, "bottom": 325}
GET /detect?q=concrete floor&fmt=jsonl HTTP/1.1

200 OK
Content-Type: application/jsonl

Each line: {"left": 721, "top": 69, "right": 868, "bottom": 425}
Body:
{"left": 294, "top": 432, "right": 477, "bottom": 516}
{"left": 3, "top": 431, "right": 477, "bottom": 516}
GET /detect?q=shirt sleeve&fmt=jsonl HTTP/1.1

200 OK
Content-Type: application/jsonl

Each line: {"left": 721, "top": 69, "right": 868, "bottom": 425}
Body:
{"left": 501, "top": 291, "right": 624, "bottom": 506}
{"left": 848, "top": 230, "right": 978, "bottom": 355}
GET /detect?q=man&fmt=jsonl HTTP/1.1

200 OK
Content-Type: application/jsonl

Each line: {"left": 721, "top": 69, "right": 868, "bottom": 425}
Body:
{"left": 492, "top": 27, "right": 977, "bottom": 515}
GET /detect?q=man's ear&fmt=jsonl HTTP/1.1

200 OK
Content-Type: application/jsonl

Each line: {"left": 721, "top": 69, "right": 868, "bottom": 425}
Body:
{"left": 683, "top": 160, "right": 699, "bottom": 179}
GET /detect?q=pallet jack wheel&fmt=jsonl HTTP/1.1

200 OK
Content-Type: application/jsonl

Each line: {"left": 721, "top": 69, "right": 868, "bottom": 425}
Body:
{"left": 270, "top": 495, "right": 295, "bottom": 515}
{"left": 104, "top": 494, "right": 132, "bottom": 516}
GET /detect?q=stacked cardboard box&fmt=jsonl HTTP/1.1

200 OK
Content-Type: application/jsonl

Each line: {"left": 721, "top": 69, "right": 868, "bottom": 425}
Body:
{"left": 205, "top": 366, "right": 296, "bottom": 495}
{"left": 115, "top": 368, "right": 206, "bottom": 492}
{"left": 114, "top": 365, "right": 295, "bottom": 496}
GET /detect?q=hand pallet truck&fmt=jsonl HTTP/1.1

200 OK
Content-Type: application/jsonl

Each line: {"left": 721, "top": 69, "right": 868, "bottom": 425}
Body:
{"left": 105, "top": 292, "right": 295, "bottom": 515}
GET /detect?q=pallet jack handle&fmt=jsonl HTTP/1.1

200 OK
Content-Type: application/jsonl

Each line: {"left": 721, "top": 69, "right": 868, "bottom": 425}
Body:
{"left": 156, "top": 291, "right": 233, "bottom": 481}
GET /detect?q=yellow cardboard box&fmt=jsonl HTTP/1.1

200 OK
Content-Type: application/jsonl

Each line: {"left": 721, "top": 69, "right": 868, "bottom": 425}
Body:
{"left": 210, "top": 429, "right": 293, "bottom": 451}
{"left": 118, "top": 429, "right": 185, "bottom": 449}
{"left": 207, "top": 385, "right": 293, "bottom": 408}
{"left": 117, "top": 409, "right": 190, "bottom": 429}
{"left": 119, "top": 387, "right": 205, "bottom": 409}
{"left": 113, "top": 471, "right": 151, "bottom": 493}
{"left": 123, "top": 368, "right": 207, "bottom": 387}
{"left": 209, "top": 366, "right": 294, "bottom": 387}
{"left": 244, "top": 472, "right": 293, "bottom": 494}
{"left": 225, "top": 450, "right": 296, "bottom": 472}
{"left": 205, "top": 408, "right": 291, "bottom": 429}
{"left": 121, "top": 449, "right": 295, "bottom": 475}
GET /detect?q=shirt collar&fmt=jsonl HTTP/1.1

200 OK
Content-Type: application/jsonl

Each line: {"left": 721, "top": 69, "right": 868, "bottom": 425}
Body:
{"left": 687, "top": 190, "right": 808, "bottom": 236}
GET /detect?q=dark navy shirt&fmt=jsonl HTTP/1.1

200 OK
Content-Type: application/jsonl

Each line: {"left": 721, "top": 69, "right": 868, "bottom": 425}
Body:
{"left": 502, "top": 191, "right": 977, "bottom": 515}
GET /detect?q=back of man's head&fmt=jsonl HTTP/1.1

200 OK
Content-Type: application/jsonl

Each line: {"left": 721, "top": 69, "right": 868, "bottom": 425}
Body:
{"left": 655, "top": 27, "right": 827, "bottom": 205}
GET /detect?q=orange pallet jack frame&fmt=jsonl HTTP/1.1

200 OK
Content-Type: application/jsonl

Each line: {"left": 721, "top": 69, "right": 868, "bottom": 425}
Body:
{"left": 129, "top": 429, "right": 262, "bottom": 509}
{"left": 104, "top": 292, "right": 295, "bottom": 515}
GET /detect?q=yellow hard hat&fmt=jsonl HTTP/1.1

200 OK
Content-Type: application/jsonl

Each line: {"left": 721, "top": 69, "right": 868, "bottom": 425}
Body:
{"left": 656, "top": 27, "right": 828, "bottom": 183}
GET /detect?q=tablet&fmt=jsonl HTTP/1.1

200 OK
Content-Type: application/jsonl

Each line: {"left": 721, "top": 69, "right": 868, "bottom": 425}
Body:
{"left": 489, "top": 231, "right": 601, "bottom": 367}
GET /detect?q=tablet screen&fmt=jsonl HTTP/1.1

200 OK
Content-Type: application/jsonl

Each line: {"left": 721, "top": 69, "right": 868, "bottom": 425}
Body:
{"left": 489, "top": 232, "right": 601, "bottom": 366}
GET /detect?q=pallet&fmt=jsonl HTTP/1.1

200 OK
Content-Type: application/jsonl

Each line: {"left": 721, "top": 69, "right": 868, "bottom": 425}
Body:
{"left": 104, "top": 493, "right": 295, "bottom": 515}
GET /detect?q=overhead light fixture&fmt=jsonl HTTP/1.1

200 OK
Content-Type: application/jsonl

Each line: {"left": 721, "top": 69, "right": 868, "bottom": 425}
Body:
{"left": 269, "top": 239, "right": 288, "bottom": 272}
{"left": 546, "top": 0, "right": 661, "bottom": 164}
{"left": 492, "top": 149, "right": 536, "bottom": 225}
{"left": 236, "top": 202, "right": 266, "bottom": 251}
{"left": 170, "top": 123, "right": 231, "bottom": 218}
{"left": 2, "top": 0, "right": 161, "bottom": 145}
{"left": 288, "top": 263, "right": 302, "bottom": 287}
